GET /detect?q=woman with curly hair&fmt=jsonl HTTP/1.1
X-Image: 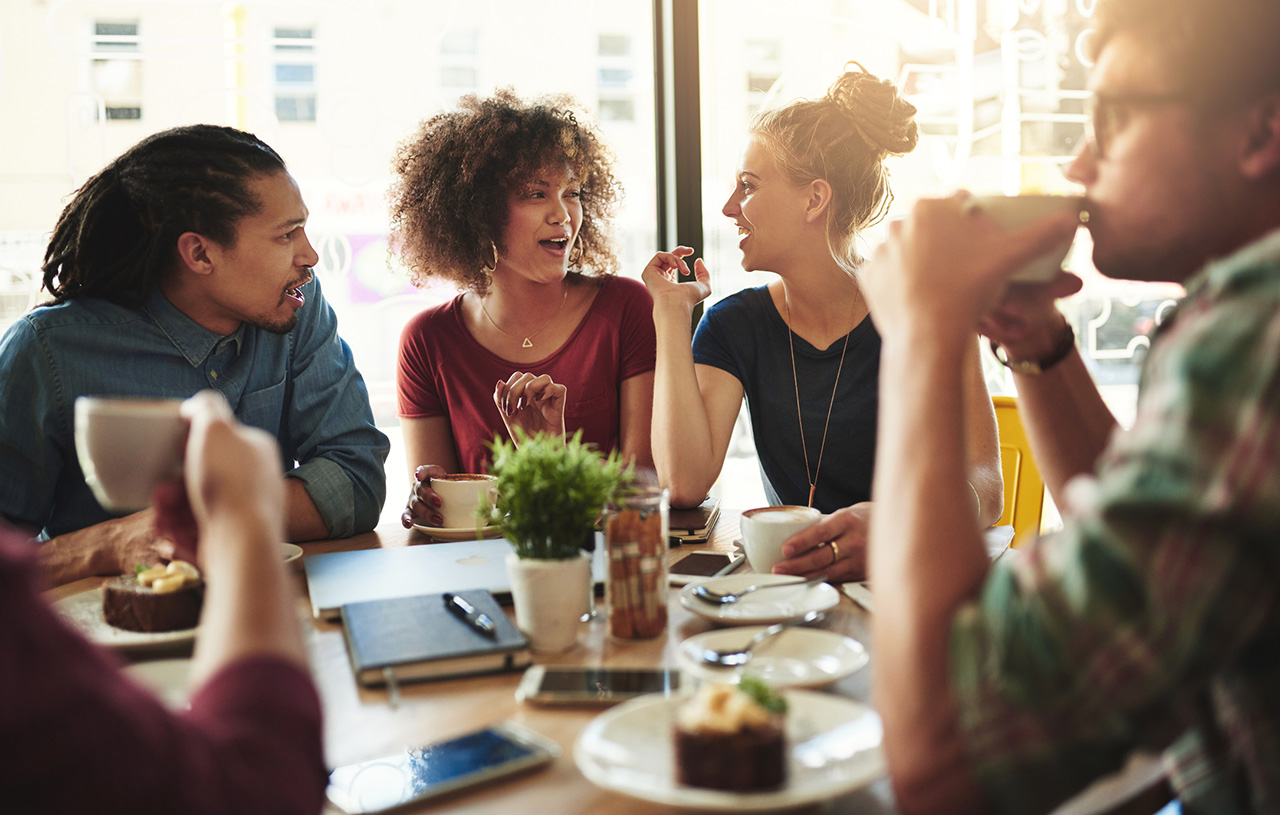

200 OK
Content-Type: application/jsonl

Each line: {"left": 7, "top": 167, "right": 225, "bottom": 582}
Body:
{"left": 391, "top": 89, "right": 655, "bottom": 530}
{"left": 643, "top": 64, "right": 1003, "bottom": 580}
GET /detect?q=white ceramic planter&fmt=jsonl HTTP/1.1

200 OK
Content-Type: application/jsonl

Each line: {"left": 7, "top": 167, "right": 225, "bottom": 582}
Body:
{"left": 505, "top": 551, "right": 591, "bottom": 653}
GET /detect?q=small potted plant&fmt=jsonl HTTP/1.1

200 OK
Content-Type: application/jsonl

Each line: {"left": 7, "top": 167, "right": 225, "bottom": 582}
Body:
{"left": 486, "top": 429, "right": 630, "bottom": 652}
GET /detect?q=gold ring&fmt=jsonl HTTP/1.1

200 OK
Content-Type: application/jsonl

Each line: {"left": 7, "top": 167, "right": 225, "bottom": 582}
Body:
{"left": 828, "top": 541, "right": 840, "bottom": 563}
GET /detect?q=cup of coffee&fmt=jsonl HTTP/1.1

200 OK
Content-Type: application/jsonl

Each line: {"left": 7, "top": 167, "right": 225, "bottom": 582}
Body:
{"left": 75, "top": 396, "right": 188, "bottom": 513}
{"left": 967, "top": 194, "right": 1086, "bottom": 283}
{"left": 739, "top": 505, "right": 822, "bottom": 573}
{"left": 430, "top": 473, "right": 499, "bottom": 529}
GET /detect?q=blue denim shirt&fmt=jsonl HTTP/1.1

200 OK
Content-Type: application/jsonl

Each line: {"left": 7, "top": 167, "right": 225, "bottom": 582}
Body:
{"left": 0, "top": 276, "right": 388, "bottom": 540}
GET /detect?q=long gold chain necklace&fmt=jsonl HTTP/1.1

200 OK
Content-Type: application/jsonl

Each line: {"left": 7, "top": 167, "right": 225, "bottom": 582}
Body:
{"left": 479, "top": 283, "right": 568, "bottom": 349}
{"left": 785, "top": 290, "right": 852, "bottom": 508}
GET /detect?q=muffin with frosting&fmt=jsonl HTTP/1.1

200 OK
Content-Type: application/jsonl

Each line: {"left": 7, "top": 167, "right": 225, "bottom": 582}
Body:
{"left": 673, "top": 677, "right": 787, "bottom": 791}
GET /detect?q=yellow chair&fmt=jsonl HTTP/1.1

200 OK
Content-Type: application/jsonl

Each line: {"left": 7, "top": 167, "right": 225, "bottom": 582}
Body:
{"left": 993, "top": 395, "right": 1045, "bottom": 543}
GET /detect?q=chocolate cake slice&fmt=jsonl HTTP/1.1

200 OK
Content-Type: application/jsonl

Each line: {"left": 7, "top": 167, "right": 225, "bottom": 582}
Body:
{"left": 673, "top": 679, "right": 788, "bottom": 792}
{"left": 102, "top": 573, "right": 204, "bottom": 633}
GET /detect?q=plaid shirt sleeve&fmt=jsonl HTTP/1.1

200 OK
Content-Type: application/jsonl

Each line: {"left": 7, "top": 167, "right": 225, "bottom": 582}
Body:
{"left": 948, "top": 234, "right": 1280, "bottom": 815}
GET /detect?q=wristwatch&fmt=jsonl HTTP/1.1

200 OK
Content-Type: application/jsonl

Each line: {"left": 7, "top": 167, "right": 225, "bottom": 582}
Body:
{"left": 989, "top": 322, "right": 1076, "bottom": 375}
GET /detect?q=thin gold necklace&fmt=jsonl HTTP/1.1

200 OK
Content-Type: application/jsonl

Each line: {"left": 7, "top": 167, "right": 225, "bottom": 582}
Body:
{"left": 785, "top": 290, "right": 851, "bottom": 508}
{"left": 480, "top": 283, "right": 568, "bottom": 349}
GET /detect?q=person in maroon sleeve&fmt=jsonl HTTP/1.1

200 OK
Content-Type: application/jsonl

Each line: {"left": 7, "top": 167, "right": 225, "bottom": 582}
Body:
{"left": 0, "top": 390, "right": 325, "bottom": 815}
{"left": 388, "top": 89, "right": 656, "bottom": 531}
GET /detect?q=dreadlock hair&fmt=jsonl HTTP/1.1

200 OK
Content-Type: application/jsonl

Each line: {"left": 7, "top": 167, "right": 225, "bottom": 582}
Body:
{"left": 750, "top": 63, "right": 918, "bottom": 274}
{"left": 41, "top": 124, "right": 288, "bottom": 308}
{"left": 388, "top": 88, "right": 622, "bottom": 294}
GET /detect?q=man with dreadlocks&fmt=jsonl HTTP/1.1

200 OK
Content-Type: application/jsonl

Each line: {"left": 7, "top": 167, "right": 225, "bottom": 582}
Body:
{"left": 0, "top": 125, "right": 388, "bottom": 584}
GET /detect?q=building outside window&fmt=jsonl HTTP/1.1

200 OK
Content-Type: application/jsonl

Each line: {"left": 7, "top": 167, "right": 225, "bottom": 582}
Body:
{"left": 93, "top": 21, "right": 141, "bottom": 120}
{"left": 439, "top": 29, "right": 480, "bottom": 99}
{"left": 273, "top": 26, "right": 316, "bottom": 122}
{"left": 597, "top": 34, "right": 635, "bottom": 123}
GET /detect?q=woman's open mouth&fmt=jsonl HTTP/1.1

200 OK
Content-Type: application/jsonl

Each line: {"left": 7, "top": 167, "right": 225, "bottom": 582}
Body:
{"left": 539, "top": 236, "right": 570, "bottom": 257}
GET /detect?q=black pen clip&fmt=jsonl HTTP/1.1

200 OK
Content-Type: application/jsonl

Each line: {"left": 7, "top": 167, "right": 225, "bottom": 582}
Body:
{"left": 443, "top": 592, "right": 497, "bottom": 638}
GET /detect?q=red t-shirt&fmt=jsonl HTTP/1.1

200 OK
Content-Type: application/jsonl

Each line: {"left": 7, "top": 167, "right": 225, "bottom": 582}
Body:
{"left": 396, "top": 275, "right": 656, "bottom": 472}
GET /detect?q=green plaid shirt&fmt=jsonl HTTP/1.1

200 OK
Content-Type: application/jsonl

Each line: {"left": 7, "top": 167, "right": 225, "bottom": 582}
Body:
{"left": 950, "top": 229, "right": 1280, "bottom": 815}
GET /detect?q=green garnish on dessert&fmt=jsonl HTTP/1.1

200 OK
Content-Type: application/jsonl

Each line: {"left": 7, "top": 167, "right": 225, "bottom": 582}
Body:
{"left": 739, "top": 675, "right": 787, "bottom": 715}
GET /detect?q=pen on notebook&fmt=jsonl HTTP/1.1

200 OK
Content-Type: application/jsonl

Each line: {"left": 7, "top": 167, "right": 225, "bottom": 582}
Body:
{"left": 443, "top": 592, "right": 497, "bottom": 638}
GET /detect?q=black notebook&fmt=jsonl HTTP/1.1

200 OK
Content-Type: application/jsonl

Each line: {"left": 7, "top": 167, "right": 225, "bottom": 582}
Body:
{"left": 668, "top": 496, "right": 721, "bottom": 544}
{"left": 340, "top": 589, "right": 531, "bottom": 687}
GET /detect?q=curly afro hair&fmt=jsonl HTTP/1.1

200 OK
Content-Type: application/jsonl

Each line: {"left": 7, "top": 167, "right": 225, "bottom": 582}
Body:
{"left": 388, "top": 88, "right": 623, "bottom": 294}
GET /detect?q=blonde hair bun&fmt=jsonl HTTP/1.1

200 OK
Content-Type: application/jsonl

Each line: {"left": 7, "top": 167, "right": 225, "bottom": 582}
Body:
{"left": 827, "top": 62, "right": 919, "bottom": 158}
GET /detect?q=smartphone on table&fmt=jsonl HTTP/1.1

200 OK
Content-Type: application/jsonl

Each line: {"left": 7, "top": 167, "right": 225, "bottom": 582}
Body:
{"left": 515, "top": 665, "right": 682, "bottom": 706}
{"left": 667, "top": 550, "right": 744, "bottom": 586}
{"left": 325, "top": 721, "right": 559, "bottom": 813}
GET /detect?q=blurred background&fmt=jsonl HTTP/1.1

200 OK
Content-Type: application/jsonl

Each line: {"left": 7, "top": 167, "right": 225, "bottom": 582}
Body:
{"left": 0, "top": 0, "right": 1180, "bottom": 523}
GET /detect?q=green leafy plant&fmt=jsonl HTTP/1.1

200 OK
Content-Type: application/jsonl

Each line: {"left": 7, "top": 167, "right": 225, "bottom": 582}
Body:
{"left": 485, "top": 429, "right": 631, "bottom": 560}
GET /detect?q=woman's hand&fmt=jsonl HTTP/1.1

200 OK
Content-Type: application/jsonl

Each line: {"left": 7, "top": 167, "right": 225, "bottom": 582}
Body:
{"left": 493, "top": 371, "right": 567, "bottom": 444}
{"left": 402, "top": 464, "right": 447, "bottom": 529}
{"left": 772, "top": 504, "right": 871, "bottom": 582}
{"left": 641, "top": 246, "right": 712, "bottom": 313}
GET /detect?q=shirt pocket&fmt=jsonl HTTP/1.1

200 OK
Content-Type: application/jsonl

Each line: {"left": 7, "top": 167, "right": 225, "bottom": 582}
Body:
{"left": 236, "top": 377, "right": 287, "bottom": 439}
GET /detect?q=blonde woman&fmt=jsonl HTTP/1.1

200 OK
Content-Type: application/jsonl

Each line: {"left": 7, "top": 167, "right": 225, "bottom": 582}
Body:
{"left": 644, "top": 65, "right": 1002, "bottom": 580}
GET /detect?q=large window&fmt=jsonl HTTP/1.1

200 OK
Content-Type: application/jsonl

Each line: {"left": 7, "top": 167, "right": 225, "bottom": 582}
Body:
{"left": 694, "top": 0, "right": 1178, "bottom": 510}
{"left": 0, "top": 0, "right": 1176, "bottom": 516}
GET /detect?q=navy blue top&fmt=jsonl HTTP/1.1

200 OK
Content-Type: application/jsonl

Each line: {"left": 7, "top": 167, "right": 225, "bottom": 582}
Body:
{"left": 0, "top": 276, "right": 389, "bottom": 539}
{"left": 693, "top": 285, "right": 880, "bottom": 513}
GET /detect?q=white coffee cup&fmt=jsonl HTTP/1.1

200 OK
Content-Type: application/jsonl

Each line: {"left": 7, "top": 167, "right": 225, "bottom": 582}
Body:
{"left": 430, "top": 473, "right": 499, "bottom": 529}
{"left": 968, "top": 194, "right": 1086, "bottom": 283}
{"left": 739, "top": 505, "right": 822, "bottom": 573}
{"left": 75, "top": 396, "right": 188, "bottom": 513}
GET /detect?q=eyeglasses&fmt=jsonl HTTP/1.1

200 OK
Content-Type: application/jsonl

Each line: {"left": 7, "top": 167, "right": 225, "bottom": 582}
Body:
{"left": 1083, "top": 92, "right": 1194, "bottom": 160}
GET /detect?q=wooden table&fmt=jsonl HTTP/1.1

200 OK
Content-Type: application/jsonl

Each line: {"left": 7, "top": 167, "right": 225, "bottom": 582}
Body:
{"left": 47, "top": 516, "right": 1170, "bottom": 814}
{"left": 300, "top": 512, "right": 898, "bottom": 814}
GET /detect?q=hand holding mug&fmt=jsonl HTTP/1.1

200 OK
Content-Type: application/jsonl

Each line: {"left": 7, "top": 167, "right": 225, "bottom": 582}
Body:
{"left": 773, "top": 503, "right": 871, "bottom": 582}
{"left": 402, "top": 464, "right": 447, "bottom": 529}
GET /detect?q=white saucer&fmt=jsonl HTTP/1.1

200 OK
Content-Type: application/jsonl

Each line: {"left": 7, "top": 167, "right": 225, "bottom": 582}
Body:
{"left": 575, "top": 689, "right": 884, "bottom": 811}
{"left": 679, "top": 574, "right": 841, "bottom": 626}
{"left": 123, "top": 658, "right": 193, "bottom": 709}
{"left": 410, "top": 522, "right": 503, "bottom": 542}
{"left": 281, "top": 542, "right": 303, "bottom": 564}
{"left": 54, "top": 586, "right": 198, "bottom": 654}
{"left": 678, "top": 626, "right": 868, "bottom": 688}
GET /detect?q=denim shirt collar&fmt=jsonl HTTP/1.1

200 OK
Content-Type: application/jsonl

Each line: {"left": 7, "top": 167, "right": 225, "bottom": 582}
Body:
{"left": 142, "top": 287, "right": 245, "bottom": 367}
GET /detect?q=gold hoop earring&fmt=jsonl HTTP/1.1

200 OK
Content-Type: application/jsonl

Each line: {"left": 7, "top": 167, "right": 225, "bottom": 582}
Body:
{"left": 482, "top": 240, "right": 498, "bottom": 274}
{"left": 567, "top": 233, "right": 582, "bottom": 266}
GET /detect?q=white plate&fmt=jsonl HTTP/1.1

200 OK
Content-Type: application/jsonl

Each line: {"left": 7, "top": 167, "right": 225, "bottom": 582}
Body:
{"left": 678, "top": 626, "right": 868, "bottom": 688}
{"left": 575, "top": 689, "right": 884, "bottom": 811}
{"left": 410, "top": 522, "right": 503, "bottom": 542}
{"left": 53, "top": 586, "right": 198, "bottom": 653}
{"left": 679, "top": 574, "right": 841, "bottom": 626}
{"left": 123, "top": 658, "right": 192, "bottom": 709}
{"left": 281, "top": 542, "right": 303, "bottom": 564}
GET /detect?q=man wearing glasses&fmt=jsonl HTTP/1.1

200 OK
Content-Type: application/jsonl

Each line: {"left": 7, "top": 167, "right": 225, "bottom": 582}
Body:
{"left": 857, "top": 0, "right": 1280, "bottom": 812}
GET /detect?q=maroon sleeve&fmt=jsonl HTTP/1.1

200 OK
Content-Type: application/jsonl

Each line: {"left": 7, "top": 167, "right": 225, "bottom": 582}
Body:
{"left": 397, "top": 303, "right": 449, "bottom": 419}
{"left": 611, "top": 275, "right": 657, "bottom": 382}
{"left": 0, "top": 528, "right": 325, "bottom": 815}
